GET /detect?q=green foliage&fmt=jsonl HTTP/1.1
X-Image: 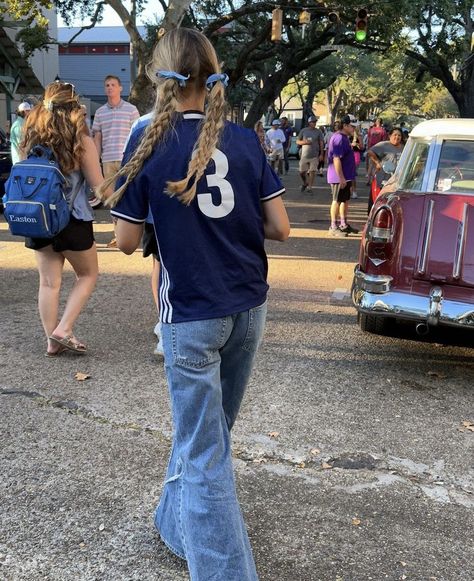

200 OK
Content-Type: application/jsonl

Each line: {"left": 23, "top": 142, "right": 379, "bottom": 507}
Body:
{"left": 1, "top": 0, "right": 51, "bottom": 27}
{"left": 16, "top": 23, "right": 51, "bottom": 55}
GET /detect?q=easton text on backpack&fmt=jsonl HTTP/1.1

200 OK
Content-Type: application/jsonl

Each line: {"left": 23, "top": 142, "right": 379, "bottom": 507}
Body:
{"left": 3, "top": 145, "right": 73, "bottom": 238}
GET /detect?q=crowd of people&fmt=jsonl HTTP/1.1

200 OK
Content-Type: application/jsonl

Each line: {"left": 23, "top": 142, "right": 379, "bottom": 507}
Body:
{"left": 255, "top": 113, "right": 406, "bottom": 236}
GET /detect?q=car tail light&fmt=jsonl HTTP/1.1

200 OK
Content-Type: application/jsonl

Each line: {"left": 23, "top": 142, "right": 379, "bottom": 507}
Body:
{"left": 370, "top": 207, "right": 393, "bottom": 242}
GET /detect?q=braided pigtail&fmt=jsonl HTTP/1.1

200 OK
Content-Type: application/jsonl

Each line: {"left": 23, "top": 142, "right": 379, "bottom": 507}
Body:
{"left": 166, "top": 81, "right": 226, "bottom": 205}
{"left": 102, "top": 80, "right": 179, "bottom": 207}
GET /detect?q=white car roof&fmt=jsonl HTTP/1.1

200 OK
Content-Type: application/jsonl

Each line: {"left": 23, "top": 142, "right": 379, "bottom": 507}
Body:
{"left": 410, "top": 118, "right": 474, "bottom": 138}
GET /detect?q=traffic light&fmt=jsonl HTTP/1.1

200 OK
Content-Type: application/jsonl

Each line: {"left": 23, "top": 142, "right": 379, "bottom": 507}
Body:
{"left": 271, "top": 8, "right": 283, "bottom": 42}
{"left": 355, "top": 8, "right": 368, "bottom": 42}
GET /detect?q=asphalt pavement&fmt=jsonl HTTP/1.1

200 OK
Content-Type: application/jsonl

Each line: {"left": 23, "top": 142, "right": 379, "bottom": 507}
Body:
{"left": 1, "top": 162, "right": 473, "bottom": 581}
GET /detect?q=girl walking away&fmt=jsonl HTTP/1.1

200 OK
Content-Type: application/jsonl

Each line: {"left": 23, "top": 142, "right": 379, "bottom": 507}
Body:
{"left": 21, "top": 82, "right": 106, "bottom": 356}
{"left": 100, "top": 28, "right": 290, "bottom": 580}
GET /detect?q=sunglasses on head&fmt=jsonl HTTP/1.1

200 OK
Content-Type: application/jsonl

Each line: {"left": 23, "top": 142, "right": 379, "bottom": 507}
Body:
{"left": 54, "top": 80, "right": 76, "bottom": 98}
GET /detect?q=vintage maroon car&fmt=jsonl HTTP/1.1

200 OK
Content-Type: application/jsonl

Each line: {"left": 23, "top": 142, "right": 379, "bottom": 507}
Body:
{"left": 352, "top": 118, "right": 474, "bottom": 336}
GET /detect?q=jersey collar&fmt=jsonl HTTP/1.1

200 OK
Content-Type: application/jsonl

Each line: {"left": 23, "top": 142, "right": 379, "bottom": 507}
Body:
{"left": 182, "top": 110, "right": 205, "bottom": 120}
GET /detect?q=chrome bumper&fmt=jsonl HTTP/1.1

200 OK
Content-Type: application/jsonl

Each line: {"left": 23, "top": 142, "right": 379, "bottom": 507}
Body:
{"left": 352, "top": 266, "right": 474, "bottom": 329}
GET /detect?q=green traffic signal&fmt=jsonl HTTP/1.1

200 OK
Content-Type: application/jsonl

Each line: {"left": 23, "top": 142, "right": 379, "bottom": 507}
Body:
{"left": 355, "top": 8, "right": 368, "bottom": 42}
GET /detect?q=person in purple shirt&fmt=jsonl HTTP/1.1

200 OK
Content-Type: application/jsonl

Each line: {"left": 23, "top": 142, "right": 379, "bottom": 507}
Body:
{"left": 326, "top": 114, "right": 359, "bottom": 237}
{"left": 280, "top": 116, "right": 293, "bottom": 174}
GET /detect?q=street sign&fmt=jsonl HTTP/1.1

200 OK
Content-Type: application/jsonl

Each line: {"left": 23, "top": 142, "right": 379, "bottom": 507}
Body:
{"left": 321, "top": 44, "right": 345, "bottom": 51}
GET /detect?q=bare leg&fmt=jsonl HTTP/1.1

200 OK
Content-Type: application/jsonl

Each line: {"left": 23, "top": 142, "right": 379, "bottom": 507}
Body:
{"left": 330, "top": 200, "right": 340, "bottom": 223}
{"left": 35, "top": 246, "right": 65, "bottom": 353}
{"left": 339, "top": 201, "right": 348, "bottom": 222}
{"left": 52, "top": 244, "right": 98, "bottom": 342}
{"left": 307, "top": 170, "right": 316, "bottom": 189}
{"left": 278, "top": 158, "right": 283, "bottom": 175}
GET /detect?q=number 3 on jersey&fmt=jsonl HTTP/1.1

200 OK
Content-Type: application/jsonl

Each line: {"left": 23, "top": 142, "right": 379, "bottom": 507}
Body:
{"left": 197, "top": 149, "right": 235, "bottom": 218}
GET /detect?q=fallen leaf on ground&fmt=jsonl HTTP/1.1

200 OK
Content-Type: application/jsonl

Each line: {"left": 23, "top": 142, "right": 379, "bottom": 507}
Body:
{"left": 268, "top": 431, "right": 280, "bottom": 438}
{"left": 351, "top": 518, "right": 361, "bottom": 526}
{"left": 310, "top": 448, "right": 321, "bottom": 455}
{"left": 321, "top": 462, "right": 333, "bottom": 470}
{"left": 298, "top": 462, "right": 305, "bottom": 468}
{"left": 74, "top": 372, "right": 90, "bottom": 381}
{"left": 459, "top": 420, "right": 474, "bottom": 433}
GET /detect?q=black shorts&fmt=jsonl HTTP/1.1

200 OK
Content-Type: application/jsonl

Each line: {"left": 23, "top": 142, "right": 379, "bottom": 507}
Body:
{"left": 330, "top": 182, "right": 352, "bottom": 203}
{"left": 25, "top": 217, "right": 95, "bottom": 252}
{"left": 142, "top": 222, "right": 159, "bottom": 258}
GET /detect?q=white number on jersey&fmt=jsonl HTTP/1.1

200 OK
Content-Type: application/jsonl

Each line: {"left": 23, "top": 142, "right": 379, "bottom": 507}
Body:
{"left": 197, "top": 149, "right": 235, "bottom": 218}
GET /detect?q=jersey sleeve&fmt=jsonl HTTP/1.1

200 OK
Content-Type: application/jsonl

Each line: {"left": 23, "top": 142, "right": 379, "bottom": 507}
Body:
{"left": 254, "top": 134, "right": 285, "bottom": 202}
{"left": 110, "top": 130, "right": 149, "bottom": 223}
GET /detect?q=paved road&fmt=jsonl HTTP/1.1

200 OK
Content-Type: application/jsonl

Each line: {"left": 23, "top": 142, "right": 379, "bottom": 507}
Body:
{"left": 1, "top": 163, "right": 473, "bottom": 581}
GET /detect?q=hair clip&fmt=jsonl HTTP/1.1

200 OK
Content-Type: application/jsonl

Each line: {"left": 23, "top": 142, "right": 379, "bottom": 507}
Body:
{"left": 44, "top": 100, "right": 54, "bottom": 111}
{"left": 205, "top": 73, "right": 229, "bottom": 90}
{"left": 156, "top": 70, "right": 190, "bottom": 87}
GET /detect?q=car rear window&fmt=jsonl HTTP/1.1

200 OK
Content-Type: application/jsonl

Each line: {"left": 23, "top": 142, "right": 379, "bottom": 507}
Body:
{"left": 435, "top": 140, "right": 474, "bottom": 193}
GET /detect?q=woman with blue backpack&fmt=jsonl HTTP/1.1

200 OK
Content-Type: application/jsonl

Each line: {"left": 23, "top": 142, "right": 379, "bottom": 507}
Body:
{"left": 20, "top": 81, "right": 107, "bottom": 356}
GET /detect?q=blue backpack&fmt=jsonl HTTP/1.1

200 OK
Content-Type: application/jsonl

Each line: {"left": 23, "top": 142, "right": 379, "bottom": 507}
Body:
{"left": 3, "top": 145, "right": 78, "bottom": 238}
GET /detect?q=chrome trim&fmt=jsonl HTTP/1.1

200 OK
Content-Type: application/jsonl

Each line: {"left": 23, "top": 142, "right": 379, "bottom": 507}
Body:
{"left": 453, "top": 203, "right": 469, "bottom": 280}
{"left": 370, "top": 227, "right": 391, "bottom": 241}
{"left": 418, "top": 199, "right": 435, "bottom": 275}
{"left": 352, "top": 283, "right": 474, "bottom": 330}
{"left": 353, "top": 266, "right": 392, "bottom": 294}
{"left": 427, "top": 287, "right": 443, "bottom": 325}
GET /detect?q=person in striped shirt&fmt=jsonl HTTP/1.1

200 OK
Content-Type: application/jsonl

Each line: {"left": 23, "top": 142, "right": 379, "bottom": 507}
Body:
{"left": 92, "top": 75, "right": 139, "bottom": 246}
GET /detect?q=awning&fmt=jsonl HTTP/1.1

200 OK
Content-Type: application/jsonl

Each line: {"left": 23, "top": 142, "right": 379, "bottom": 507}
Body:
{"left": 0, "top": 26, "right": 44, "bottom": 97}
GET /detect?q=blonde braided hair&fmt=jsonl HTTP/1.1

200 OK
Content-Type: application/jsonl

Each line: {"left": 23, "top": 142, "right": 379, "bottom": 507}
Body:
{"left": 102, "top": 28, "right": 227, "bottom": 208}
{"left": 167, "top": 82, "right": 226, "bottom": 205}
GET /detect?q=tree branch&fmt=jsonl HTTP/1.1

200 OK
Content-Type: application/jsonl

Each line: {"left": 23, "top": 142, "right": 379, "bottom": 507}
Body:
{"left": 63, "top": 1, "right": 106, "bottom": 45}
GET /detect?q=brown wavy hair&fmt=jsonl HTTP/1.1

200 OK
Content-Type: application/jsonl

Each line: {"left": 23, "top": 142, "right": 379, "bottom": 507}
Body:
{"left": 21, "top": 82, "right": 88, "bottom": 174}
{"left": 102, "top": 28, "right": 227, "bottom": 207}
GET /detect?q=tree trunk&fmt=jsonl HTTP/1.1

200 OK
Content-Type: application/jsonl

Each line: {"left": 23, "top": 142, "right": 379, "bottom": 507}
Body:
{"left": 116, "top": 0, "right": 193, "bottom": 114}
{"left": 244, "top": 72, "right": 288, "bottom": 129}
{"left": 456, "top": 64, "right": 474, "bottom": 117}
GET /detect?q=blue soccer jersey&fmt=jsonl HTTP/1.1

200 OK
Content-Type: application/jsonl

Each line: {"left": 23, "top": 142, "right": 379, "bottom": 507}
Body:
{"left": 111, "top": 111, "right": 285, "bottom": 323}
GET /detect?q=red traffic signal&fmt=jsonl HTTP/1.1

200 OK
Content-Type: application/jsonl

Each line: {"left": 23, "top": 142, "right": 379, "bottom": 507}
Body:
{"left": 355, "top": 8, "right": 368, "bottom": 42}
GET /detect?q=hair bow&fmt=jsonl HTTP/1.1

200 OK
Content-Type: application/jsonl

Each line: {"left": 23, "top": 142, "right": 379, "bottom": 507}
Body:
{"left": 205, "top": 73, "right": 229, "bottom": 90}
{"left": 156, "top": 70, "right": 190, "bottom": 87}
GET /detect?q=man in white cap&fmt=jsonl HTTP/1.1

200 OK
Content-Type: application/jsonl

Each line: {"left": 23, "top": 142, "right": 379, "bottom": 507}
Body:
{"left": 296, "top": 115, "right": 324, "bottom": 192}
{"left": 10, "top": 102, "right": 32, "bottom": 164}
{"left": 265, "top": 119, "right": 286, "bottom": 175}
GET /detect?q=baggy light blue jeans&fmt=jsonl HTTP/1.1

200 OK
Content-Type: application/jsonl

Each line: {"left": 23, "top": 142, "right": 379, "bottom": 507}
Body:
{"left": 154, "top": 302, "right": 267, "bottom": 581}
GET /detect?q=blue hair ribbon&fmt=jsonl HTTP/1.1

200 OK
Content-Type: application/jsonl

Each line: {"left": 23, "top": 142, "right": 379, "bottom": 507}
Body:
{"left": 205, "top": 73, "right": 229, "bottom": 90}
{"left": 156, "top": 70, "right": 190, "bottom": 87}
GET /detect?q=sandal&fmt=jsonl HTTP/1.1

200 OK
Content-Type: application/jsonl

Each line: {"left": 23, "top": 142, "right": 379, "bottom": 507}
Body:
{"left": 49, "top": 334, "right": 87, "bottom": 354}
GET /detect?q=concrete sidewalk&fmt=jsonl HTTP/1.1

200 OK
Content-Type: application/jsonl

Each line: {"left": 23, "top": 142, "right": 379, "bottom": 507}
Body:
{"left": 1, "top": 162, "right": 473, "bottom": 580}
